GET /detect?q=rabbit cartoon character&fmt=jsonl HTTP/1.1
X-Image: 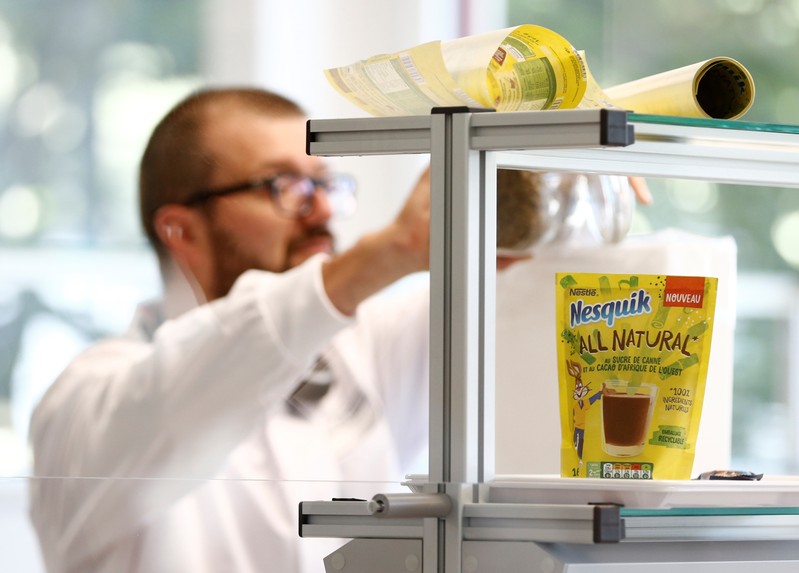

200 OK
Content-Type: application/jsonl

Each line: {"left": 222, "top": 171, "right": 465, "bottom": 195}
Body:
{"left": 567, "top": 360, "right": 602, "bottom": 468}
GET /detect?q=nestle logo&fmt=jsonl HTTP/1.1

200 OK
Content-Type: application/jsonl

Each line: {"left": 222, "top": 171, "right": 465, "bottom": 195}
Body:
{"left": 570, "top": 288, "right": 597, "bottom": 296}
{"left": 492, "top": 47, "right": 507, "bottom": 66}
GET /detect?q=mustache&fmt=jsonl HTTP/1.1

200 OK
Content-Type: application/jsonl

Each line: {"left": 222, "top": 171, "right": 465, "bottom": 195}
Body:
{"left": 287, "top": 226, "right": 335, "bottom": 251}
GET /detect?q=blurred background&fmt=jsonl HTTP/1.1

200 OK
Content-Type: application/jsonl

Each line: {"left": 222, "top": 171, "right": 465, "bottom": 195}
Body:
{"left": 1, "top": 0, "right": 798, "bottom": 569}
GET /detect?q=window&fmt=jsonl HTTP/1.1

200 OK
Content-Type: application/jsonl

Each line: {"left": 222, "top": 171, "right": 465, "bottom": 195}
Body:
{"left": 0, "top": 0, "right": 203, "bottom": 473}
{"left": 1, "top": 3, "right": 207, "bottom": 569}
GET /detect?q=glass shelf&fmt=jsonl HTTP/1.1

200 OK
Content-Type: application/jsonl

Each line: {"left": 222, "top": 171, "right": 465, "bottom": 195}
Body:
{"left": 622, "top": 506, "right": 799, "bottom": 517}
{"left": 629, "top": 113, "right": 799, "bottom": 135}
{"left": 491, "top": 111, "right": 799, "bottom": 188}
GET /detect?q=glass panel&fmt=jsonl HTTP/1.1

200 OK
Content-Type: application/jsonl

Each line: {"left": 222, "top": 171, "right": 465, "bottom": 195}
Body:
{"left": 630, "top": 113, "right": 799, "bottom": 135}
{"left": 0, "top": 478, "right": 43, "bottom": 571}
{"left": 506, "top": 0, "right": 799, "bottom": 476}
{"left": 0, "top": 3, "right": 208, "bottom": 570}
{"left": 622, "top": 507, "right": 799, "bottom": 517}
{"left": 17, "top": 476, "right": 401, "bottom": 572}
{"left": 631, "top": 180, "right": 799, "bottom": 475}
{"left": 506, "top": 0, "right": 799, "bottom": 128}
{"left": 0, "top": 1, "right": 202, "bottom": 479}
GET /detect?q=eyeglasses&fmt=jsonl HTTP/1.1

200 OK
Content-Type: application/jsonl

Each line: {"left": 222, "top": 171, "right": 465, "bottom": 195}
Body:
{"left": 182, "top": 173, "right": 357, "bottom": 218}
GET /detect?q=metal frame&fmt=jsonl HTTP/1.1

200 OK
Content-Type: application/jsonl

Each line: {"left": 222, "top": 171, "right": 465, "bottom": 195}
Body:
{"left": 491, "top": 119, "right": 799, "bottom": 187}
{"left": 302, "top": 108, "right": 799, "bottom": 572}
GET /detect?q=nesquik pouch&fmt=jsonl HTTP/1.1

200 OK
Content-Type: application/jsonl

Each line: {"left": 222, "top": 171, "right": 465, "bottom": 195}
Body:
{"left": 556, "top": 273, "right": 718, "bottom": 479}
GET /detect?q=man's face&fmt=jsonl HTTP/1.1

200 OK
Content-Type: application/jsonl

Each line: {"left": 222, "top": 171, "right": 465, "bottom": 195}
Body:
{"left": 197, "top": 109, "right": 335, "bottom": 298}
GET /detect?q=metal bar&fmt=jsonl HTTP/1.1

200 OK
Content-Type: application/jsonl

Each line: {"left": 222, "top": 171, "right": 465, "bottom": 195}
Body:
{"left": 299, "top": 501, "right": 425, "bottom": 540}
{"left": 491, "top": 118, "right": 799, "bottom": 187}
{"left": 307, "top": 115, "right": 432, "bottom": 156}
{"left": 300, "top": 500, "right": 799, "bottom": 545}
{"left": 479, "top": 152, "right": 497, "bottom": 485}
{"left": 427, "top": 110, "right": 450, "bottom": 573}
{"left": 462, "top": 503, "right": 622, "bottom": 544}
{"left": 624, "top": 513, "right": 799, "bottom": 542}
{"left": 427, "top": 112, "right": 448, "bottom": 485}
{"left": 446, "top": 111, "right": 482, "bottom": 485}
{"left": 306, "top": 109, "right": 632, "bottom": 157}
{"left": 463, "top": 539, "right": 799, "bottom": 572}
{"left": 470, "top": 108, "right": 632, "bottom": 150}
{"left": 369, "top": 493, "right": 452, "bottom": 518}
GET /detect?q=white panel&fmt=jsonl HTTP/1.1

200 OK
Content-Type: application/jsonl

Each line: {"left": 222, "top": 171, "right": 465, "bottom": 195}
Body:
{"left": 494, "top": 229, "right": 736, "bottom": 476}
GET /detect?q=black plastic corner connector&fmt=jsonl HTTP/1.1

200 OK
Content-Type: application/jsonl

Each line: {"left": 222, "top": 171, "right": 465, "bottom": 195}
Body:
{"left": 431, "top": 106, "right": 495, "bottom": 114}
{"left": 600, "top": 108, "right": 634, "bottom": 147}
{"left": 298, "top": 501, "right": 306, "bottom": 538}
{"left": 592, "top": 504, "right": 624, "bottom": 543}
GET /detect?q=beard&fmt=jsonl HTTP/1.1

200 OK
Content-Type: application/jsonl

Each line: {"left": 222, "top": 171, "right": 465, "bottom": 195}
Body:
{"left": 284, "top": 225, "right": 336, "bottom": 269}
{"left": 207, "top": 222, "right": 336, "bottom": 300}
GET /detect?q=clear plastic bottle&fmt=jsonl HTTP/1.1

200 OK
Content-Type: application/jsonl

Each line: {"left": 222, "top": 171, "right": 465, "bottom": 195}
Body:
{"left": 497, "top": 170, "right": 634, "bottom": 255}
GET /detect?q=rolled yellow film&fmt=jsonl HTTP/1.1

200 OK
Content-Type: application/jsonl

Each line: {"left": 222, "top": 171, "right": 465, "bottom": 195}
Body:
{"left": 325, "top": 26, "right": 755, "bottom": 121}
{"left": 324, "top": 25, "right": 588, "bottom": 116}
{"left": 482, "top": 25, "right": 587, "bottom": 112}
{"left": 604, "top": 57, "right": 755, "bottom": 120}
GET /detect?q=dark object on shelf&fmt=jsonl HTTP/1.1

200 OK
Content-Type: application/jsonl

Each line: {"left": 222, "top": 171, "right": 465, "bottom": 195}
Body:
{"left": 695, "top": 470, "right": 764, "bottom": 481}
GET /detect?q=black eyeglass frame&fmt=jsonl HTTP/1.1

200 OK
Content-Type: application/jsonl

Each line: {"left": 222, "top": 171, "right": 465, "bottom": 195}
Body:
{"left": 181, "top": 173, "right": 356, "bottom": 218}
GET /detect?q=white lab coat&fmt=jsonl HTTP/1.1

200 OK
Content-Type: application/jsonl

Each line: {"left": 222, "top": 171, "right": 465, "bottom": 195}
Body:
{"left": 29, "top": 255, "right": 430, "bottom": 573}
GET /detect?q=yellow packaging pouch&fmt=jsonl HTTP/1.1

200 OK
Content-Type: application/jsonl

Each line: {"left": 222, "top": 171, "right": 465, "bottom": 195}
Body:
{"left": 556, "top": 273, "right": 718, "bottom": 479}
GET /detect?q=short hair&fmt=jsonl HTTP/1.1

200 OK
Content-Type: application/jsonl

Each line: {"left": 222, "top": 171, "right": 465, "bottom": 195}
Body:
{"left": 138, "top": 87, "right": 305, "bottom": 258}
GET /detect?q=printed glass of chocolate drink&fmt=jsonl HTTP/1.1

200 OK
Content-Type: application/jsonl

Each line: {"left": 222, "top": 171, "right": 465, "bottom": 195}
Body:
{"left": 601, "top": 379, "right": 658, "bottom": 457}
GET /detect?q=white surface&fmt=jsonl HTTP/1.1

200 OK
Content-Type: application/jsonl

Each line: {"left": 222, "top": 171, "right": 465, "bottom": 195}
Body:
{"left": 494, "top": 229, "right": 737, "bottom": 476}
{"left": 486, "top": 474, "right": 799, "bottom": 509}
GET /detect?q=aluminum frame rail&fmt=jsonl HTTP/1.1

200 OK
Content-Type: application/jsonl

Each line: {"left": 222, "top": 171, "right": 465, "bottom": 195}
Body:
{"left": 299, "top": 500, "right": 622, "bottom": 543}
{"left": 299, "top": 500, "right": 799, "bottom": 572}
{"left": 301, "top": 108, "right": 799, "bottom": 571}
{"left": 307, "top": 108, "right": 632, "bottom": 157}
{"left": 305, "top": 108, "right": 631, "bottom": 573}
{"left": 491, "top": 118, "right": 799, "bottom": 187}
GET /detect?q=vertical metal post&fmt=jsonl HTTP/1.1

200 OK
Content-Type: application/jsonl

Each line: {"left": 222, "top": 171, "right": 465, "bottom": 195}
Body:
{"left": 428, "top": 108, "right": 497, "bottom": 572}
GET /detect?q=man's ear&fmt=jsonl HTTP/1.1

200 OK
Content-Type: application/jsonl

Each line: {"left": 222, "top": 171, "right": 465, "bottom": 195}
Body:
{"left": 153, "top": 204, "right": 208, "bottom": 265}
{"left": 153, "top": 204, "right": 214, "bottom": 304}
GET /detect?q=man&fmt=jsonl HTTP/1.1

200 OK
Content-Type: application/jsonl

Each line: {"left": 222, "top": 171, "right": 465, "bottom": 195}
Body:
{"left": 29, "top": 88, "right": 433, "bottom": 573}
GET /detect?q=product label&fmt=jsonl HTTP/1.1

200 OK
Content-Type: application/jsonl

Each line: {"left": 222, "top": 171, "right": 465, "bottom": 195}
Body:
{"left": 556, "top": 273, "right": 718, "bottom": 480}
